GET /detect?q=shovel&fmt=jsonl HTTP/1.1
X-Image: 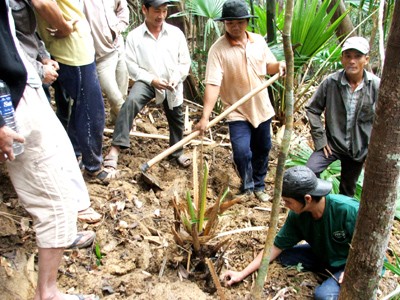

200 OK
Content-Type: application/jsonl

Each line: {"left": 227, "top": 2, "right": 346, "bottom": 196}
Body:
{"left": 140, "top": 74, "right": 280, "bottom": 187}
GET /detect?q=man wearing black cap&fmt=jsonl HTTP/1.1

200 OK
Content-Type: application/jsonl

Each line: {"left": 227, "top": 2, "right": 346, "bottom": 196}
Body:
{"left": 195, "top": 0, "right": 286, "bottom": 202}
{"left": 104, "top": 0, "right": 192, "bottom": 170}
{"left": 223, "top": 166, "right": 360, "bottom": 299}
{"left": 306, "top": 36, "right": 380, "bottom": 197}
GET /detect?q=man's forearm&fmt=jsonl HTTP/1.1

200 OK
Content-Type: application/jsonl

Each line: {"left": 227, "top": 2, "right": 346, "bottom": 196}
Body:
{"left": 241, "top": 245, "right": 282, "bottom": 280}
{"left": 201, "top": 84, "right": 220, "bottom": 121}
{"left": 31, "top": 0, "right": 72, "bottom": 35}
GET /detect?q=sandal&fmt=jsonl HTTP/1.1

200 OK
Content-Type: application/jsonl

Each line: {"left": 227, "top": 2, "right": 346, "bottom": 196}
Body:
{"left": 103, "top": 154, "right": 118, "bottom": 169}
{"left": 78, "top": 207, "right": 102, "bottom": 224}
{"left": 84, "top": 167, "right": 119, "bottom": 182}
{"left": 67, "top": 231, "right": 96, "bottom": 249}
{"left": 176, "top": 154, "right": 192, "bottom": 168}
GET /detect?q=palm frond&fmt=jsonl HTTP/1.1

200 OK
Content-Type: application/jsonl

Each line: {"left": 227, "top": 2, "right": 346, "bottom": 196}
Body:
{"left": 285, "top": 139, "right": 364, "bottom": 200}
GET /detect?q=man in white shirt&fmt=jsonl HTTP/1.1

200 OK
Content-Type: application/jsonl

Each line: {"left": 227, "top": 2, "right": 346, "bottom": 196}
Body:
{"left": 104, "top": 0, "right": 191, "bottom": 170}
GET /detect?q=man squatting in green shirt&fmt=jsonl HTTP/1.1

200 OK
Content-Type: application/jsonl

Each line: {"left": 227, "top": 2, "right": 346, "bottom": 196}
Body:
{"left": 223, "top": 165, "right": 360, "bottom": 299}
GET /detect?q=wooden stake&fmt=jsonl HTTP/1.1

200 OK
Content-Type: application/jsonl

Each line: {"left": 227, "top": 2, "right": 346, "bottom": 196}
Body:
{"left": 205, "top": 258, "right": 226, "bottom": 300}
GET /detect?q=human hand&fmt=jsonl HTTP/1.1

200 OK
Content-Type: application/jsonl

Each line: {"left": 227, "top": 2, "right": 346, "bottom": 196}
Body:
{"left": 151, "top": 78, "right": 170, "bottom": 91}
{"left": 279, "top": 61, "right": 286, "bottom": 77}
{"left": 167, "top": 80, "right": 177, "bottom": 92}
{"left": 323, "top": 144, "right": 332, "bottom": 158}
{"left": 42, "top": 58, "right": 59, "bottom": 71}
{"left": 0, "top": 126, "right": 25, "bottom": 162}
{"left": 193, "top": 117, "right": 209, "bottom": 136}
{"left": 47, "top": 19, "right": 78, "bottom": 38}
{"left": 222, "top": 270, "right": 244, "bottom": 286}
{"left": 42, "top": 65, "right": 59, "bottom": 84}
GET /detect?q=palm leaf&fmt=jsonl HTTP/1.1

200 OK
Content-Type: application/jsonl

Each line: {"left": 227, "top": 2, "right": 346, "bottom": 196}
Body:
{"left": 275, "top": 0, "right": 348, "bottom": 70}
{"left": 286, "top": 140, "right": 364, "bottom": 200}
{"left": 170, "top": 0, "right": 225, "bottom": 49}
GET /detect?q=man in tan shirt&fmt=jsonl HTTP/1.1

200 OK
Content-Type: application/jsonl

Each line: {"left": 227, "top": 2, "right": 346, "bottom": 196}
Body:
{"left": 83, "top": 0, "right": 130, "bottom": 124}
{"left": 195, "top": 0, "right": 285, "bottom": 202}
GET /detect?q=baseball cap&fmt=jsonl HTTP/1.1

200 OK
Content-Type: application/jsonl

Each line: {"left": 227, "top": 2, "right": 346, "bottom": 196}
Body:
{"left": 282, "top": 166, "right": 332, "bottom": 198}
{"left": 142, "top": 0, "right": 171, "bottom": 8}
{"left": 342, "top": 36, "right": 370, "bottom": 54}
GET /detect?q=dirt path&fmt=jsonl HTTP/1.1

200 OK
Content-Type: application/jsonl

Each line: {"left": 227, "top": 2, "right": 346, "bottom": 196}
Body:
{"left": 1, "top": 103, "right": 399, "bottom": 299}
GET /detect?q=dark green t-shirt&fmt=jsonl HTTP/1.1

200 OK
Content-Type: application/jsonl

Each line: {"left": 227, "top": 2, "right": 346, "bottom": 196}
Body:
{"left": 274, "top": 194, "right": 359, "bottom": 268}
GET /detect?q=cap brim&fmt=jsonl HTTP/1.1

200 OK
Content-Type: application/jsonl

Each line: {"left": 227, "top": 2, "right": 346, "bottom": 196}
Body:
{"left": 310, "top": 179, "right": 332, "bottom": 196}
{"left": 214, "top": 15, "right": 257, "bottom": 21}
{"left": 150, "top": 0, "right": 171, "bottom": 7}
{"left": 341, "top": 46, "right": 368, "bottom": 54}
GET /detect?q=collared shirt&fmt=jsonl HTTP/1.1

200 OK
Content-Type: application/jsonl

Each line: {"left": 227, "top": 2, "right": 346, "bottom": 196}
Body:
{"left": 205, "top": 31, "right": 276, "bottom": 128}
{"left": 341, "top": 76, "right": 364, "bottom": 150}
{"left": 83, "top": 0, "right": 129, "bottom": 61}
{"left": 125, "top": 22, "right": 191, "bottom": 109}
{"left": 306, "top": 70, "right": 380, "bottom": 161}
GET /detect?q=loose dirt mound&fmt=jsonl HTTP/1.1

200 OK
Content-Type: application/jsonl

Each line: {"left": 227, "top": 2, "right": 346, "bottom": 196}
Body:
{"left": 1, "top": 101, "right": 399, "bottom": 299}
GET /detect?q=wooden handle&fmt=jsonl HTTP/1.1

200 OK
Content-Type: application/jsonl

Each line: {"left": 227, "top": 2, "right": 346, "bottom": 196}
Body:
{"left": 141, "top": 74, "right": 280, "bottom": 172}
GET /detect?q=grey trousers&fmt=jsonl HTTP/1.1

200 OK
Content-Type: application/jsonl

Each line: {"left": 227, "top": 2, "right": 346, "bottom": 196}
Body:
{"left": 306, "top": 148, "right": 364, "bottom": 197}
{"left": 112, "top": 81, "right": 184, "bottom": 158}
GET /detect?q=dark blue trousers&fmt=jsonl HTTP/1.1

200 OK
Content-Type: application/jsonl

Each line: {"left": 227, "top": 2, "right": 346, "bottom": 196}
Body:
{"left": 57, "top": 62, "right": 105, "bottom": 172}
{"left": 228, "top": 119, "right": 272, "bottom": 193}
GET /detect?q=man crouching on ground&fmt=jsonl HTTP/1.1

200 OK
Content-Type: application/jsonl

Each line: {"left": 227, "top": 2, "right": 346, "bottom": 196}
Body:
{"left": 223, "top": 166, "right": 360, "bottom": 299}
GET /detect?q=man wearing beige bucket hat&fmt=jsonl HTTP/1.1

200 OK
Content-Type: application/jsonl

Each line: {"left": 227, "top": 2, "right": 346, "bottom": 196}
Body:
{"left": 195, "top": 0, "right": 286, "bottom": 202}
{"left": 306, "top": 36, "right": 380, "bottom": 197}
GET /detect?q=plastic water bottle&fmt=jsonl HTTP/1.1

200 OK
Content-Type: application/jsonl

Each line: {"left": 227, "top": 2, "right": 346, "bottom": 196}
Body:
{"left": 0, "top": 79, "right": 24, "bottom": 156}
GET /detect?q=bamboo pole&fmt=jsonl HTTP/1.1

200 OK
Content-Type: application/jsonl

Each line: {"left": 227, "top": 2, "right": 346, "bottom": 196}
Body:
{"left": 141, "top": 74, "right": 280, "bottom": 172}
{"left": 251, "top": 0, "right": 295, "bottom": 298}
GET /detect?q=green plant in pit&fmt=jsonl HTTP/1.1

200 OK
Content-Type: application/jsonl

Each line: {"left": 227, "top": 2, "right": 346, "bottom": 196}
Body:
{"left": 171, "top": 158, "right": 240, "bottom": 257}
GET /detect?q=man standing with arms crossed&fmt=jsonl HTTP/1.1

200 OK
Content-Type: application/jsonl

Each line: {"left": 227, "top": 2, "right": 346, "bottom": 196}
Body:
{"left": 33, "top": 0, "right": 112, "bottom": 181}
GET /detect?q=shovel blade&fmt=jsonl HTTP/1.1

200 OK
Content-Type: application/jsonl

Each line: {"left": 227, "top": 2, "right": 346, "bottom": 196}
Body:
{"left": 141, "top": 171, "right": 163, "bottom": 190}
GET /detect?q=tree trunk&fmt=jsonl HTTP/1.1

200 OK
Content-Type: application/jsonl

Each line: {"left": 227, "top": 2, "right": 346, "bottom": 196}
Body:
{"left": 266, "top": 0, "right": 276, "bottom": 43}
{"left": 250, "top": 0, "right": 295, "bottom": 297}
{"left": 339, "top": 2, "right": 400, "bottom": 299}
{"left": 327, "top": 0, "right": 355, "bottom": 41}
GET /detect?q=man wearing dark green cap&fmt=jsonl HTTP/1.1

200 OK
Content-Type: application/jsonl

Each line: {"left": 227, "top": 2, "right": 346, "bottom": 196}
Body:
{"left": 195, "top": 0, "right": 286, "bottom": 202}
{"left": 223, "top": 166, "right": 360, "bottom": 299}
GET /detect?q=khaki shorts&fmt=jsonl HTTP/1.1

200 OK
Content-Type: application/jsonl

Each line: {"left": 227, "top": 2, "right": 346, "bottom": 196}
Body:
{"left": 6, "top": 86, "right": 79, "bottom": 248}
